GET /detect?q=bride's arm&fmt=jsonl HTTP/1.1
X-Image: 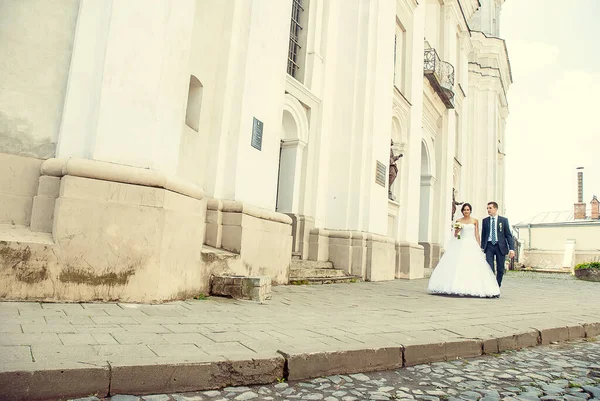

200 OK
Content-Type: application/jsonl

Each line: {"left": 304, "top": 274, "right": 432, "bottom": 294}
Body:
{"left": 475, "top": 219, "right": 481, "bottom": 246}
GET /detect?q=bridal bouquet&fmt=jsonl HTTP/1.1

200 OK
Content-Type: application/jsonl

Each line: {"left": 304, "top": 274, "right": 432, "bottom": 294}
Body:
{"left": 452, "top": 222, "right": 463, "bottom": 239}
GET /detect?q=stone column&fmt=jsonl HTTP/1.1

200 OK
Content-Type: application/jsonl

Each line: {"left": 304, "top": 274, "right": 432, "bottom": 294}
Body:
{"left": 56, "top": 0, "right": 196, "bottom": 176}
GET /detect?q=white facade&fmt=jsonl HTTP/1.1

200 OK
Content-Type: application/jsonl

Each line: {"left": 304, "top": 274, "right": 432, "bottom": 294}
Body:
{"left": 0, "top": 0, "right": 512, "bottom": 302}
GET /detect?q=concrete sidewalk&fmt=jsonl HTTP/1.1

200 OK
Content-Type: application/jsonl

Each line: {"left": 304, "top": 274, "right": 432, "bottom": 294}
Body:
{"left": 1, "top": 271, "right": 599, "bottom": 401}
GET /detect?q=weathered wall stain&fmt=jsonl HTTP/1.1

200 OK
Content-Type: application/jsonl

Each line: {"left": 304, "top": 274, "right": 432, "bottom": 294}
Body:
{"left": 0, "top": 112, "right": 57, "bottom": 159}
{"left": 59, "top": 266, "right": 136, "bottom": 286}
{"left": 15, "top": 264, "right": 49, "bottom": 284}
{"left": 0, "top": 241, "right": 32, "bottom": 265}
{"left": 0, "top": 242, "right": 50, "bottom": 283}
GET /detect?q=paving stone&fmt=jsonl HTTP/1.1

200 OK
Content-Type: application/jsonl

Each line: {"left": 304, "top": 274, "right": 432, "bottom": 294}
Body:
{"left": 349, "top": 373, "right": 370, "bottom": 382}
{"left": 415, "top": 396, "right": 439, "bottom": 401}
{"left": 302, "top": 394, "right": 324, "bottom": 400}
{"left": 233, "top": 392, "right": 257, "bottom": 400}
{"left": 583, "top": 387, "right": 600, "bottom": 399}
{"left": 172, "top": 395, "right": 204, "bottom": 401}
{"left": 518, "top": 393, "right": 542, "bottom": 401}
{"left": 566, "top": 397, "right": 589, "bottom": 401}
{"left": 543, "top": 385, "right": 566, "bottom": 395}
{"left": 111, "top": 396, "right": 141, "bottom": 401}
{"left": 142, "top": 396, "right": 170, "bottom": 401}
{"left": 223, "top": 387, "right": 251, "bottom": 393}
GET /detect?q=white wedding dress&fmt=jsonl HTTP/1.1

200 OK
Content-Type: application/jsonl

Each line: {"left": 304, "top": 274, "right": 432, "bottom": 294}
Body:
{"left": 427, "top": 223, "right": 500, "bottom": 298}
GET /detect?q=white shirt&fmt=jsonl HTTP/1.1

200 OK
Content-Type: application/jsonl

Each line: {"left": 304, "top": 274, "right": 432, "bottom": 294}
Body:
{"left": 487, "top": 215, "right": 499, "bottom": 243}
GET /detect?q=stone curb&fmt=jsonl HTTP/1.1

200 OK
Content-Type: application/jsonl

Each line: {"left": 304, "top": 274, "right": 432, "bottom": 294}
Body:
{"left": 278, "top": 346, "right": 403, "bottom": 381}
{"left": 0, "top": 365, "right": 110, "bottom": 401}
{"left": 0, "top": 323, "right": 597, "bottom": 401}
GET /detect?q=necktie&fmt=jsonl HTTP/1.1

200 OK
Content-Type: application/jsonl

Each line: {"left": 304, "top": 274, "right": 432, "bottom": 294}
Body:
{"left": 491, "top": 217, "right": 497, "bottom": 245}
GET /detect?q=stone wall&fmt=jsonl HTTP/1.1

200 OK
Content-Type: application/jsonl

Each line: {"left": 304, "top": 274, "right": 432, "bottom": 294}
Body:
{"left": 522, "top": 250, "right": 600, "bottom": 270}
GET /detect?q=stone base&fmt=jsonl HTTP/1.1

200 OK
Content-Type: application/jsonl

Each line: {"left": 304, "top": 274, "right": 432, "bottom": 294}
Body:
{"left": 308, "top": 229, "right": 398, "bottom": 282}
{"left": 396, "top": 242, "right": 425, "bottom": 279}
{"left": 0, "top": 158, "right": 207, "bottom": 303}
{"left": 0, "top": 153, "right": 42, "bottom": 226}
{"left": 420, "top": 242, "right": 441, "bottom": 277}
{"left": 210, "top": 275, "right": 272, "bottom": 303}
{"left": 287, "top": 214, "right": 314, "bottom": 260}
{"left": 205, "top": 199, "right": 292, "bottom": 286}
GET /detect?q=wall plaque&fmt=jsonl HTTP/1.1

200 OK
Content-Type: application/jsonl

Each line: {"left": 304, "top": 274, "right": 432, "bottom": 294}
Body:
{"left": 251, "top": 117, "right": 263, "bottom": 151}
{"left": 375, "top": 160, "right": 386, "bottom": 187}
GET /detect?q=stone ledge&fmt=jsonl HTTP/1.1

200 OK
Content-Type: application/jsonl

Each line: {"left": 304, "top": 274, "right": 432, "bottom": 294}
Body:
{"left": 403, "top": 338, "right": 483, "bottom": 367}
{"left": 206, "top": 198, "right": 292, "bottom": 225}
{"left": 110, "top": 355, "right": 285, "bottom": 395}
{"left": 584, "top": 322, "right": 600, "bottom": 338}
{"left": 210, "top": 275, "right": 272, "bottom": 303}
{"left": 278, "top": 347, "right": 403, "bottom": 381}
{"left": 0, "top": 364, "right": 110, "bottom": 401}
{"left": 495, "top": 330, "right": 540, "bottom": 352}
{"left": 40, "top": 157, "right": 204, "bottom": 201}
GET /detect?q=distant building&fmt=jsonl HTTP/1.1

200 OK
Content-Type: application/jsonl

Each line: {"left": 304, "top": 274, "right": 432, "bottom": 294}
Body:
{"left": 515, "top": 169, "right": 600, "bottom": 270}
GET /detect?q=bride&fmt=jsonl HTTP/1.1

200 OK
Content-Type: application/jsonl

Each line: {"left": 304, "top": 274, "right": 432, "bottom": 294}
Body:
{"left": 427, "top": 203, "right": 500, "bottom": 298}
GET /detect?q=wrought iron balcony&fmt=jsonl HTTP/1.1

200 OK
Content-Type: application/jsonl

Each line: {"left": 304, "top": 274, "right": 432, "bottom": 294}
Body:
{"left": 423, "top": 47, "right": 455, "bottom": 109}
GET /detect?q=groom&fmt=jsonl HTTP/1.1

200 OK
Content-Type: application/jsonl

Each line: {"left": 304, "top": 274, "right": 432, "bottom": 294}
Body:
{"left": 481, "top": 201, "right": 515, "bottom": 287}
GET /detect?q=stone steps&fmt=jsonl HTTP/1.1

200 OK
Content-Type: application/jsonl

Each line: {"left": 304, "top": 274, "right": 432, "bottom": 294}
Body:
{"left": 288, "top": 258, "right": 359, "bottom": 285}
{"left": 289, "top": 276, "right": 360, "bottom": 285}
{"left": 289, "top": 267, "right": 348, "bottom": 279}
{"left": 290, "top": 259, "right": 335, "bottom": 270}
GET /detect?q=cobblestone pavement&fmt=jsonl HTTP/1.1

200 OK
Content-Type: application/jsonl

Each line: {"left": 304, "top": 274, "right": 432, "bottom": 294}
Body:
{"left": 70, "top": 338, "right": 600, "bottom": 401}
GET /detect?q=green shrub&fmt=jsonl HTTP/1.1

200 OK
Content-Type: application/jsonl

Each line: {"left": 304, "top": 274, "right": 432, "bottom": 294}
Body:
{"left": 574, "top": 262, "right": 600, "bottom": 270}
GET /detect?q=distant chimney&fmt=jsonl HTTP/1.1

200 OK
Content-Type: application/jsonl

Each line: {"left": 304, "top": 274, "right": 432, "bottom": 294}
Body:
{"left": 574, "top": 167, "right": 586, "bottom": 220}
{"left": 592, "top": 195, "right": 599, "bottom": 220}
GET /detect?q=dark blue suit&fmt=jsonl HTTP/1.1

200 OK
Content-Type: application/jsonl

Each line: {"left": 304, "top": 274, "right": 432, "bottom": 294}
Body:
{"left": 481, "top": 215, "right": 514, "bottom": 287}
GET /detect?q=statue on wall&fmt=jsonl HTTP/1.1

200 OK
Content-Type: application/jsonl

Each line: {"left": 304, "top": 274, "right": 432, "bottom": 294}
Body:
{"left": 451, "top": 188, "right": 463, "bottom": 221}
{"left": 388, "top": 139, "right": 403, "bottom": 201}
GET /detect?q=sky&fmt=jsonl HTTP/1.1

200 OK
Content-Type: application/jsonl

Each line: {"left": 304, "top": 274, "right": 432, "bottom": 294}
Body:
{"left": 501, "top": 0, "right": 600, "bottom": 224}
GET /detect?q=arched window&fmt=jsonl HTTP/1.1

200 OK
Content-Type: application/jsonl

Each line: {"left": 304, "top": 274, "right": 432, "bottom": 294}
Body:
{"left": 185, "top": 75, "right": 203, "bottom": 132}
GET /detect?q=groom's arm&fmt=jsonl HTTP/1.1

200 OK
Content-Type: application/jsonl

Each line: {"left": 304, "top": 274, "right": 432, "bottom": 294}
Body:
{"left": 505, "top": 217, "right": 515, "bottom": 252}
{"left": 480, "top": 219, "right": 486, "bottom": 250}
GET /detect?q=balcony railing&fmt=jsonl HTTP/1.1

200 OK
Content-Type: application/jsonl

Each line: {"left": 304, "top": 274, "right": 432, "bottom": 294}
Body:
{"left": 423, "top": 47, "right": 455, "bottom": 109}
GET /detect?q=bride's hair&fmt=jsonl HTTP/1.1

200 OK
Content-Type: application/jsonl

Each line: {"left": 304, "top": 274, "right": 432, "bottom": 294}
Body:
{"left": 461, "top": 203, "right": 473, "bottom": 213}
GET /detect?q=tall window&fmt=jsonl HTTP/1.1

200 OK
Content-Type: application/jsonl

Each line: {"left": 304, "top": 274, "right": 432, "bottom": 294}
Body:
{"left": 287, "top": 0, "right": 309, "bottom": 81}
{"left": 393, "top": 20, "right": 406, "bottom": 92}
{"left": 185, "top": 75, "right": 203, "bottom": 132}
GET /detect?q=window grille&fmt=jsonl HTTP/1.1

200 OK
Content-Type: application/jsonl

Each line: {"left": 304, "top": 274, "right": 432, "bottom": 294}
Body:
{"left": 287, "top": 0, "right": 304, "bottom": 78}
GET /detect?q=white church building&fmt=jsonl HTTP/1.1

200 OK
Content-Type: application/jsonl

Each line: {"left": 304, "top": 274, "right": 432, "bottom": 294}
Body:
{"left": 0, "top": 0, "right": 511, "bottom": 302}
